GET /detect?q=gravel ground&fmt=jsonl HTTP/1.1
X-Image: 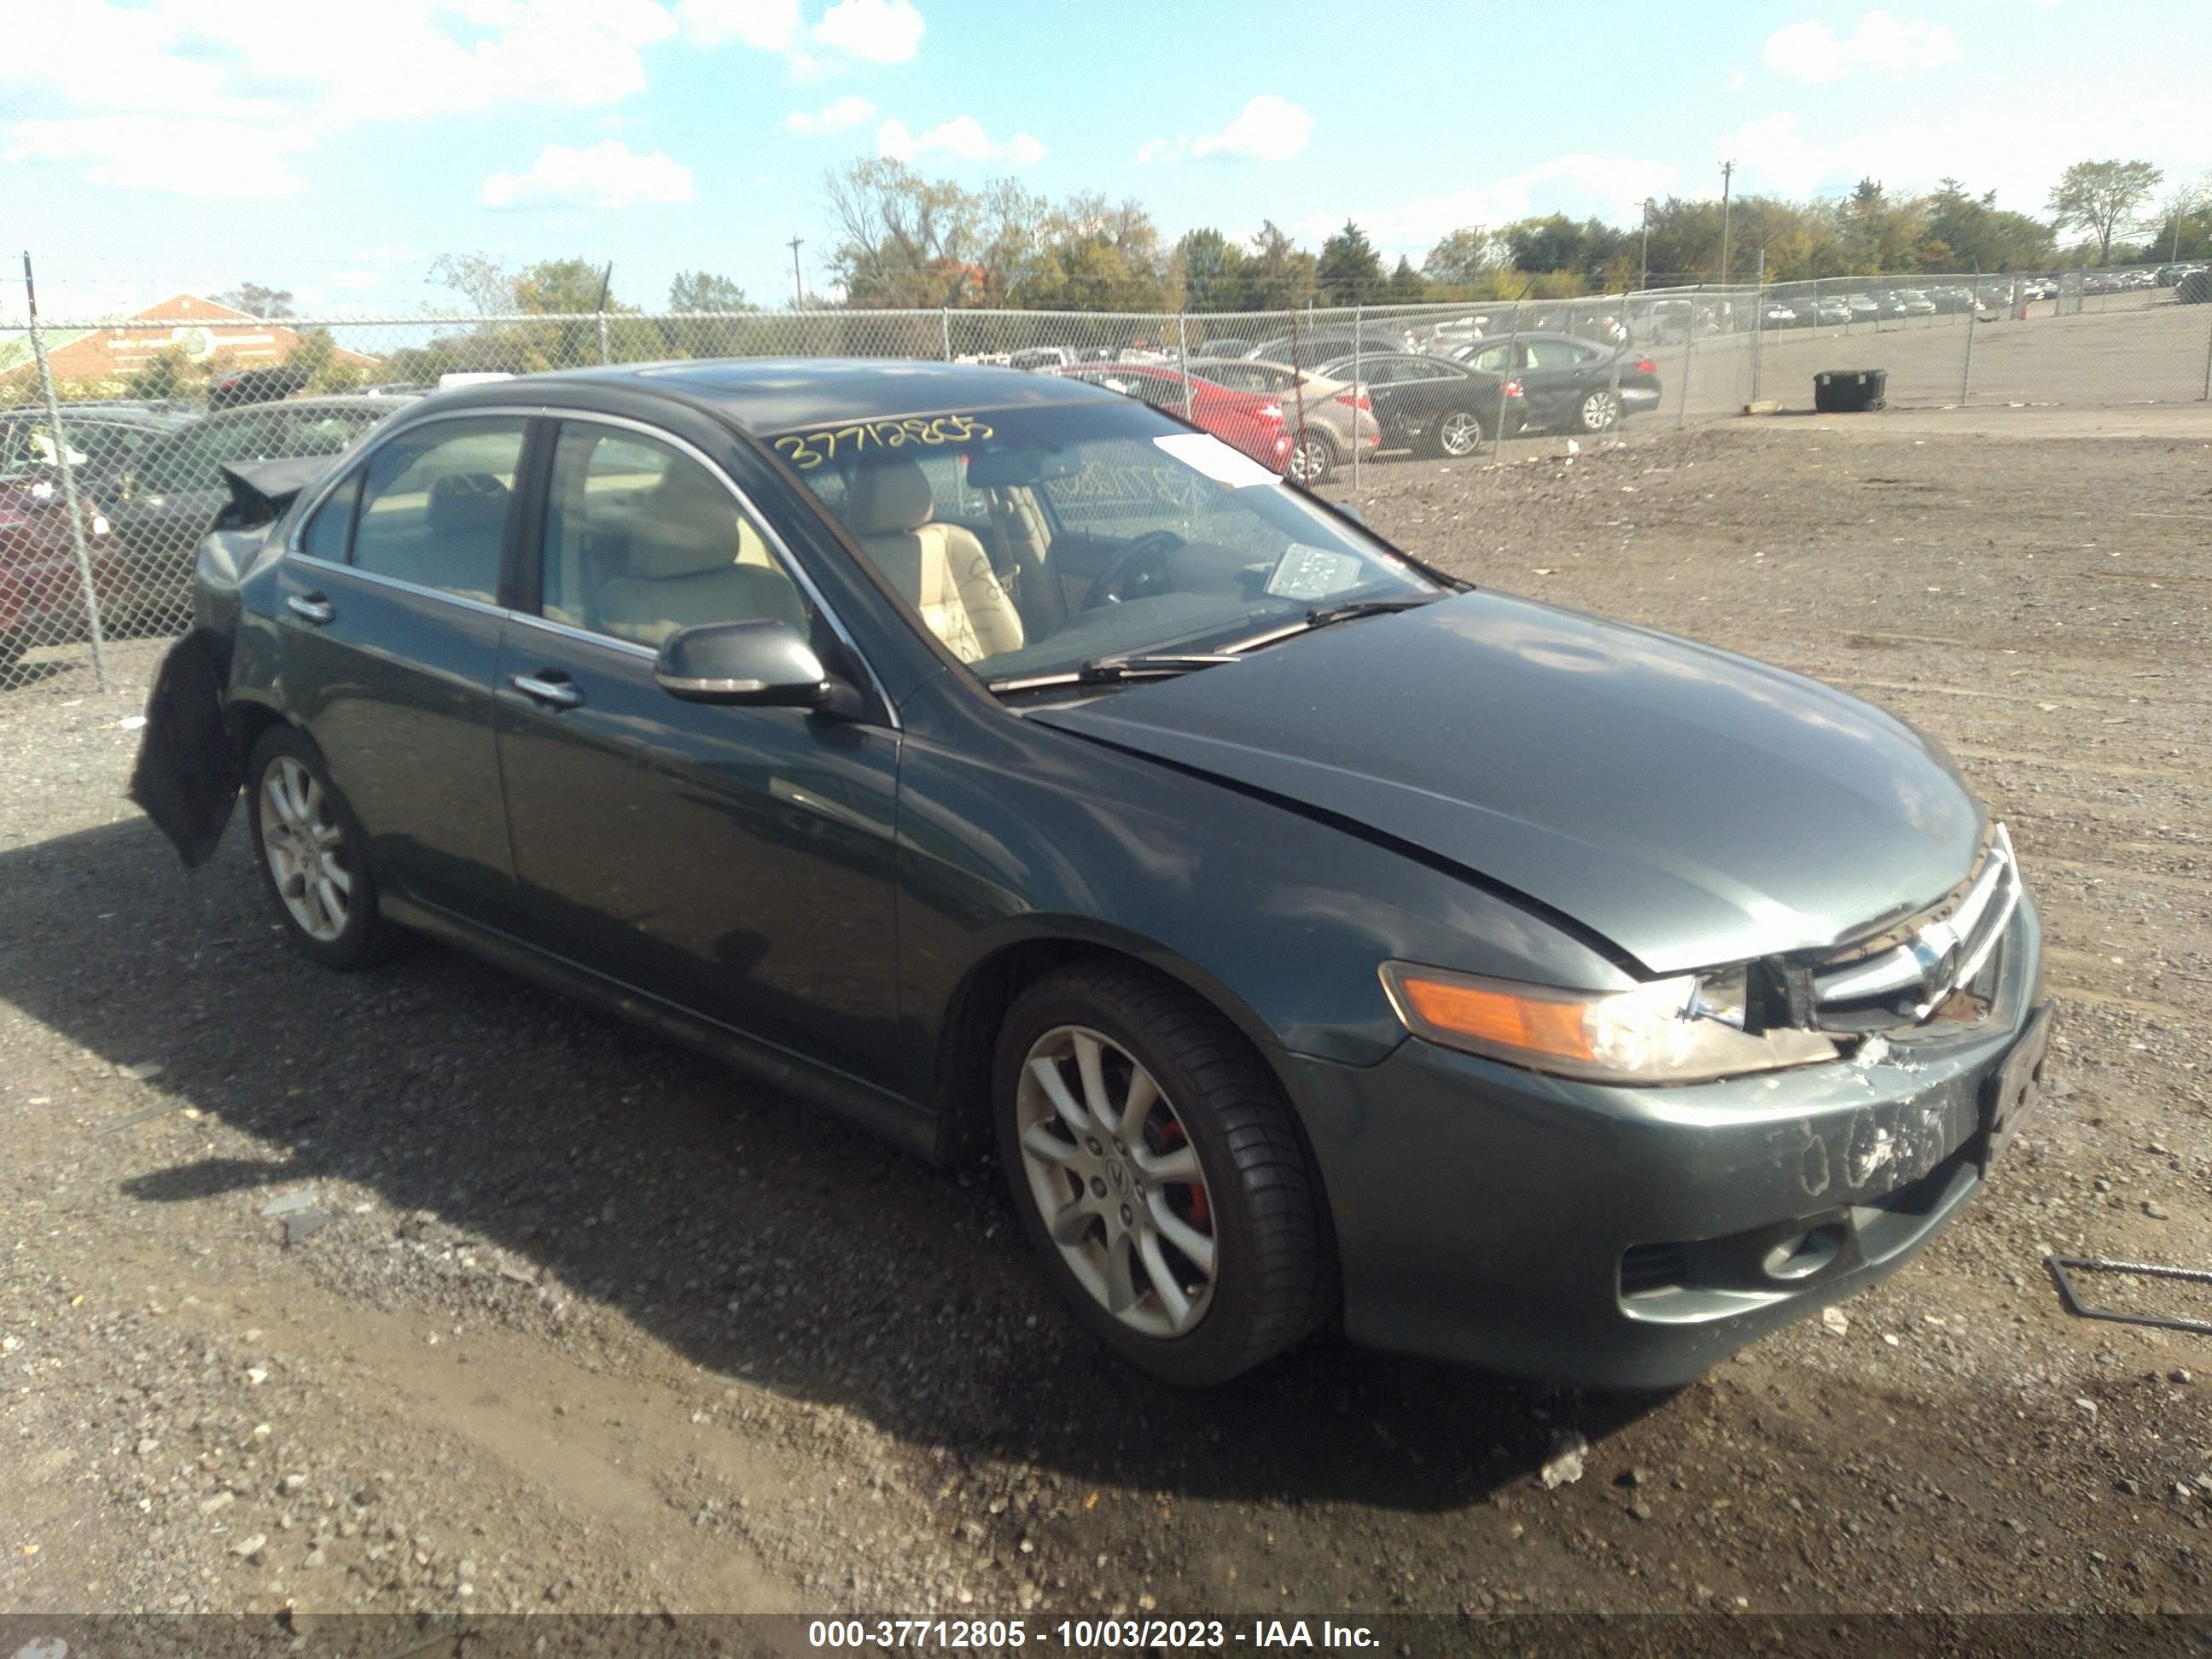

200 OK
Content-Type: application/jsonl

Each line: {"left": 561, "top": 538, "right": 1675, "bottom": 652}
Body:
{"left": 2, "top": 410, "right": 2209, "bottom": 1627}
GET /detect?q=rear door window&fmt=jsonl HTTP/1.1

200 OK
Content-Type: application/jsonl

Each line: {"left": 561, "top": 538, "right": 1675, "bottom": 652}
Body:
{"left": 349, "top": 418, "right": 527, "bottom": 603}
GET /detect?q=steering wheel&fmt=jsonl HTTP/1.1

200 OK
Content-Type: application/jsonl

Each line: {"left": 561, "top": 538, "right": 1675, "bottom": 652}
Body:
{"left": 1082, "top": 530, "right": 1185, "bottom": 611}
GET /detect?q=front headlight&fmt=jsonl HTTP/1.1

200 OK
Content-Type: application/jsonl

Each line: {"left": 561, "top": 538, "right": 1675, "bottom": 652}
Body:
{"left": 1380, "top": 961, "right": 1838, "bottom": 1085}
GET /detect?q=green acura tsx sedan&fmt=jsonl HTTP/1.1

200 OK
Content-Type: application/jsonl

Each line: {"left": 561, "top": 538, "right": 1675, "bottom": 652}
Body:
{"left": 131, "top": 359, "right": 2053, "bottom": 1389}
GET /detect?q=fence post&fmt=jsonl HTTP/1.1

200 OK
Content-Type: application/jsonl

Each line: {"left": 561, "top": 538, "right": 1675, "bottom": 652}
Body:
{"left": 939, "top": 308, "right": 952, "bottom": 361}
{"left": 1749, "top": 250, "right": 1765, "bottom": 405}
{"left": 1677, "top": 294, "right": 1697, "bottom": 428}
{"left": 1493, "top": 317, "right": 1517, "bottom": 460}
{"left": 1176, "top": 312, "right": 1193, "bottom": 420}
{"left": 1960, "top": 268, "right": 1977, "bottom": 405}
{"left": 21, "top": 253, "right": 111, "bottom": 694}
{"left": 596, "top": 310, "right": 610, "bottom": 365}
{"left": 2203, "top": 297, "right": 2212, "bottom": 400}
{"left": 1350, "top": 304, "right": 1362, "bottom": 490}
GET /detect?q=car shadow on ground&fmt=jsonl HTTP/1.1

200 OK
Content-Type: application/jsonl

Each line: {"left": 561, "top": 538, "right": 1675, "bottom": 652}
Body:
{"left": 1, "top": 814, "right": 1673, "bottom": 1517}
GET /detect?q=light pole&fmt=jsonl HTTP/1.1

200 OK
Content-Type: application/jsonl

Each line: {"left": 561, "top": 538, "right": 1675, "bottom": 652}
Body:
{"left": 1718, "top": 159, "right": 1736, "bottom": 287}
{"left": 1639, "top": 198, "right": 1655, "bottom": 293}
{"left": 788, "top": 236, "right": 806, "bottom": 306}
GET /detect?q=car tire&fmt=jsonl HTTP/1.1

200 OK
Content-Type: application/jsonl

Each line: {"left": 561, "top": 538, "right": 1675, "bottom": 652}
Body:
{"left": 1288, "top": 430, "right": 1336, "bottom": 486}
{"left": 994, "top": 962, "right": 1332, "bottom": 1387}
{"left": 246, "top": 726, "right": 409, "bottom": 971}
{"left": 1575, "top": 389, "right": 1622, "bottom": 434}
{"left": 1431, "top": 409, "right": 1489, "bottom": 457}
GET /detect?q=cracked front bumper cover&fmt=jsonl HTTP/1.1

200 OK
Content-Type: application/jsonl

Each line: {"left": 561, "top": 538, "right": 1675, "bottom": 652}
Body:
{"left": 1276, "top": 890, "right": 2045, "bottom": 1390}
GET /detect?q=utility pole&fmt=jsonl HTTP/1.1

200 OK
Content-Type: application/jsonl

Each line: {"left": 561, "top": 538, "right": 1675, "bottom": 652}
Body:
{"left": 1718, "top": 160, "right": 1736, "bottom": 287}
{"left": 1639, "top": 198, "right": 1655, "bottom": 293}
{"left": 787, "top": 236, "right": 806, "bottom": 306}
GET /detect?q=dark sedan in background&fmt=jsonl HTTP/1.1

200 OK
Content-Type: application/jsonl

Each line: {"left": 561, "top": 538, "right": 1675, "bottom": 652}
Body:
{"left": 1441, "top": 337, "right": 1662, "bottom": 433}
{"left": 1310, "top": 352, "right": 1522, "bottom": 455}
{"left": 98, "top": 393, "right": 415, "bottom": 619}
{"left": 135, "top": 359, "right": 2052, "bottom": 1392}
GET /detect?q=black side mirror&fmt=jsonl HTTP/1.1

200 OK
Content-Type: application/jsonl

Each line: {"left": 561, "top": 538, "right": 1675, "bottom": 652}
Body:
{"left": 653, "top": 619, "right": 860, "bottom": 715}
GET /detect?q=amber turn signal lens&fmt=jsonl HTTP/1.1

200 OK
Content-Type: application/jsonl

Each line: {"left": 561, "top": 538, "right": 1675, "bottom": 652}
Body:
{"left": 1394, "top": 975, "right": 1594, "bottom": 1065}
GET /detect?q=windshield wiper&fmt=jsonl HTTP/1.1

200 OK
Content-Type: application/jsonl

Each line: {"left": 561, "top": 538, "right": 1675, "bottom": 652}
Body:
{"left": 986, "top": 654, "right": 1241, "bottom": 695}
{"left": 1303, "top": 596, "right": 1444, "bottom": 628}
{"left": 1226, "top": 594, "right": 1444, "bottom": 655}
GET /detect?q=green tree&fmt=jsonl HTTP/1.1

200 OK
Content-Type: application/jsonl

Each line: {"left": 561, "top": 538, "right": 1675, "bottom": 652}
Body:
{"left": 1420, "top": 227, "right": 1495, "bottom": 287}
{"left": 123, "top": 345, "right": 204, "bottom": 400}
{"left": 1242, "top": 221, "right": 1318, "bottom": 310}
{"left": 1173, "top": 228, "right": 1248, "bottom": 312}
{"left": 428, "top": 252, "right": 518, "bottom": 314}
{"left": 1921, "top": 179, "right": 2054, "bottom": 271}
{"left": 515, "top": 259, "right": 614, "bottom": 314}
{"left": 2047, "top": 159, "right": 2162, "bottom": 265}
{"left": 212, "top": 282, "right": 295, "bottom": 317}
{"left": 667, "top": 271, "right": 753, "bottom": 312}
{"left": 283, "top": 325, "right": 367, "bottom": 393}
{"left": 1382, "top": 255, "right": 1427, "bottom": 303}
{"left": 1315, "top": 220, "right": 1382, "bottom": 303}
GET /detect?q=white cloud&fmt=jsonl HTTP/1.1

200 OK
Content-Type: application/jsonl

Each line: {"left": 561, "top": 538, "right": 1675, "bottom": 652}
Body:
{"left": 678, "top": 0, "right": 798, "bottom": 49}
{"left": 0, "top": 0, "right": 804, "bottom": 197}
{"left": 482, "top": 140, "right": 696, "bottom": 208}
{"left": 5, "top": 116, "right": 315, "bottom": 196}
{"left": 1138, "top": 94, "right": 1313, "bottom": 165}
{"left": 1727, "top": 70, "right": 1747, "bottom": 93}
{"left": 786, "top": 96, "right": 876, "bottom": 135}
{"left": 813, "top": 0, "right": 925, "bottom": 63}
{"left": 1714, "top": 95, "right": 2197, "bottom": 209}
{"left": 876, "top": 114, "right": 1043, "bottom": 166}
{"left": 1324, "top": 154, "right": 1681, "bottom": 254}
{"left": 1763, "top": 11, "right": 1959, "bottom": 83}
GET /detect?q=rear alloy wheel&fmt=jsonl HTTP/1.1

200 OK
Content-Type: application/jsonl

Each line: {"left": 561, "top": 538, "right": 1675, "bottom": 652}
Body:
{"left": 996, "top": 963, "right": 1331, "bottom": 1386}
{"left": 1435, "top": 410, "right": 1487, "bottom": 457}
{"left": 1288, "top": 431, "right": 1336, "bottom": 486}
{"left": 247, "top": 727, "right": 407, "bottom": 970}
{"left": 1576, "top": 389, "right": 1622, "bottom": 433}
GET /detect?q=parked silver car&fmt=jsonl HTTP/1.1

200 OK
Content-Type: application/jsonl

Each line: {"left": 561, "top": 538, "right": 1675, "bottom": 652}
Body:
{"left": 1187, "top": 358, "right": 1382, "bottom": 484}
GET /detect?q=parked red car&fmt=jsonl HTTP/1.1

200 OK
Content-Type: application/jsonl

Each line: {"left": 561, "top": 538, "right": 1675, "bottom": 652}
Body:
{"left": 1045, "top": 363, "right": 1292, "bottom": 474}
{"left": 0, "top": 477, "right": 132, "bottom": 673}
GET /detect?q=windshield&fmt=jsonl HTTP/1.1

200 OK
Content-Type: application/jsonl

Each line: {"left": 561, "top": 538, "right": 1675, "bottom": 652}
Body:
{"left": 774, "top": 399, "right": 1436, "bottom": 684}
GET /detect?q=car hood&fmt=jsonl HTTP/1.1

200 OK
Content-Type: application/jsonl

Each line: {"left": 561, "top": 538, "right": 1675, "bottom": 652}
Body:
{"left": 1025, "top": 591, "right": 1985, "bottom": 975}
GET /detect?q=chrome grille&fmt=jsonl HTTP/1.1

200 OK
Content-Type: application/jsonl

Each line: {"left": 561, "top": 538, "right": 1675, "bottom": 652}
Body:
{"left": 1812, "top": 824, "right": 2021, "bottom": 1027}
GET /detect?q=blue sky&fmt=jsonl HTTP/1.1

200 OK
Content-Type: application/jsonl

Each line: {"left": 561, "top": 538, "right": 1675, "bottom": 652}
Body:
{"left": 3, "top": 0, "right": 2206, "bottom": 322}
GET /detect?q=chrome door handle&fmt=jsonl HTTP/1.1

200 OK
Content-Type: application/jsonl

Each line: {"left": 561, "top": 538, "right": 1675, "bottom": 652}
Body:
{"left": 510, "top": 672, "right": 584, "bottom": 709}
{"left": 287, "top": 593, "right": 335, "bottom": 625}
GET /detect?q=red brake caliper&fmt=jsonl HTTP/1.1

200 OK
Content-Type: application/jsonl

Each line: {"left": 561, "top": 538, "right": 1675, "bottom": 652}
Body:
{"left": 1156, "top": 1120, "right": 1209, "bottom": 1227}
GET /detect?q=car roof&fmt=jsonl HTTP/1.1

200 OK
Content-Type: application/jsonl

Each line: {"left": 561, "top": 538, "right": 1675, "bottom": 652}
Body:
{"left": 4, "top": 403, "right": 189, "bottom": 428}
{"left": 430, "top": 358, "right": 1123, "bottom": 435}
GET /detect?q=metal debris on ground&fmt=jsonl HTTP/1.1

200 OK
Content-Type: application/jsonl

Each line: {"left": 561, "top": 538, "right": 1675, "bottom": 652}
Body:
{"left": 2046, "top": 1255, "right": 2212, "bottom": 1336}
{"left": 1821, "top": 1306, "right": 1851, "bottom": 1337}
{"left": 282, "top": 1208, "right": 331, "bottom": 1247}
{"left": 259, "top": 1188, "right": 322, "bottom": 1220}
{"left": 1540, "top": 1430, "right": 1588, "bottom": 1489}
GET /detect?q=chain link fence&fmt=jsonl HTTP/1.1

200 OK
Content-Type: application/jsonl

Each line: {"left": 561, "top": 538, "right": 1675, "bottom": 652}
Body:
{"left": 3, "top": 261, "right": 2206, "bottom": 688}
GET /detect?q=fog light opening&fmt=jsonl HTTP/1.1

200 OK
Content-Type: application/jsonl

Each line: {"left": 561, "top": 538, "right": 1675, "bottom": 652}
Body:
{"left": 1761, "top": 1224, "right": 1845, "bottom": 1283}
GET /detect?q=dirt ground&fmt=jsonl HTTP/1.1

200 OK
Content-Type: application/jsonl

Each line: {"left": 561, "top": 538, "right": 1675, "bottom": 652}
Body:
{"left": 2, "top": 409, "right": 2209, "bottom": 1631}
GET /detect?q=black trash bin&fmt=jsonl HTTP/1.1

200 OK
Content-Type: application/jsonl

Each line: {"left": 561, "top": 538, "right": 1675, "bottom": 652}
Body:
{"left": 1814, "top": 369, "right": 1887, "bottom": 412}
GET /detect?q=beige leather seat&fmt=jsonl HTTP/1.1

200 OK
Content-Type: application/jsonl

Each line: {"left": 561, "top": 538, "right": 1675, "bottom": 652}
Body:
{"left": 597, "top": 463, "right": 807, "bottom": 648}
{"left": 843, "top": 457, "right": 1023, "bottom": 663}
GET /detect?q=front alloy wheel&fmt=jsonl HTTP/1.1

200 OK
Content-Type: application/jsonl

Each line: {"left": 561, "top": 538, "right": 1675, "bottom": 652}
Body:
{"left": 995, "top": 963, "right": 1332, "bottom": 1386}
{"left": 1016, "top": 1024, "right": 1220, "bottom": 1338}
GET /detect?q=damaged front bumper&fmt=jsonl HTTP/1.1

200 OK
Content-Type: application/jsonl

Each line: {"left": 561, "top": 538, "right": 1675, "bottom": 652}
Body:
{"left": 1278, "top": 889, "right": 2048, "bottom": 1390}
